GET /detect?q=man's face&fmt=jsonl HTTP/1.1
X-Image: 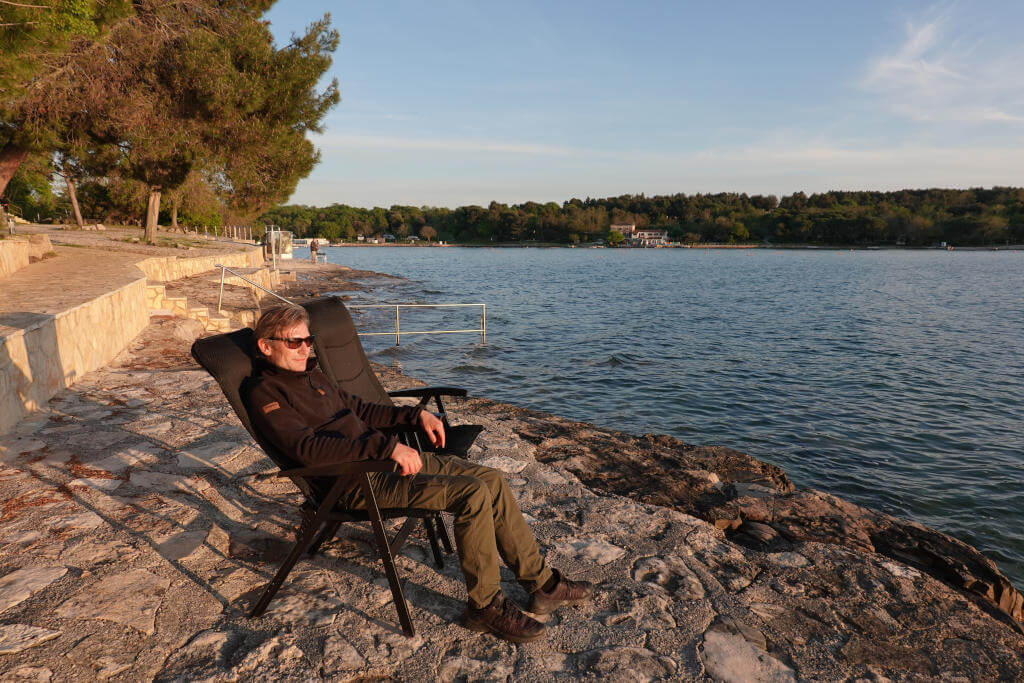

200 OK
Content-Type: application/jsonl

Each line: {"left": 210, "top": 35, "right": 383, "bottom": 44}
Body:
{"left": 258, "top": 321, "right": 312, "bottom": 372}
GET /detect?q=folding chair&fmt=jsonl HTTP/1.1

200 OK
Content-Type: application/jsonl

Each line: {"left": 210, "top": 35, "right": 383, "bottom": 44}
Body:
{"left": 191, "top": 328, "right": 453, "bottom": 637}
{"left": 302, "top": 296, "right": 484, "bottom": 457}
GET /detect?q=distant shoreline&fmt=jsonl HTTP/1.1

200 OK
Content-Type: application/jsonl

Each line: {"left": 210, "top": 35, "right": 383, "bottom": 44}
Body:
{"left": 313, "top": 242, "right": 1024, "bottom": 251}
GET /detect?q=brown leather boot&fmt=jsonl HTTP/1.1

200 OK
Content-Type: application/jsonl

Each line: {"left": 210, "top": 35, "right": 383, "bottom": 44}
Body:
{"left": 463, "top": 592, "right": 546, "bottom": 643}
{"left": 528, "top": 569, "right": 594, "bottom": 615}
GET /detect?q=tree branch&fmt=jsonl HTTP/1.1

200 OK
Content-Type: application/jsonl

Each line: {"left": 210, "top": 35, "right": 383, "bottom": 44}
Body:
{"left": 0, "top": 0, "right": 50, "bottom": 7}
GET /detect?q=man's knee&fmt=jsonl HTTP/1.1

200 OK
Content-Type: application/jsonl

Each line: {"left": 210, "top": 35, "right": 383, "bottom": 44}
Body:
{"left": 473, "top": 466, "right": 507, "bottom": 498}
{"left": 451, "top": 475, "right": 490, "bottom": 517}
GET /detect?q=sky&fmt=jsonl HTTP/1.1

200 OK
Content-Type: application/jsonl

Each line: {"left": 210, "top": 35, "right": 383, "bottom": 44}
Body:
{"left": 263, "top": 1, "right": 1024, "bottom": 209}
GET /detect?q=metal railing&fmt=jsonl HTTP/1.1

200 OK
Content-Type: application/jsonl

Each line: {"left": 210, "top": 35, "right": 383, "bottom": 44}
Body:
{"left": 348, "top": 303, "right": 486, "bottom": 346}
{"left": 214, "top": 265, "right": 486, "bottom": 346}
{"left": 215, "top": 263, "right": 294, "bottom": 313}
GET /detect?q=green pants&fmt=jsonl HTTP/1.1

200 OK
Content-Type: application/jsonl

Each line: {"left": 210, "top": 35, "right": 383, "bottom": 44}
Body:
{"left": 341, "top": 452, "right": 551, "bottom": 608}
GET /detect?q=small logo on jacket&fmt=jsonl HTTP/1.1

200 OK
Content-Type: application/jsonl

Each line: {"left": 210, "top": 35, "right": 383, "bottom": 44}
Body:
{"left": 262, "top": 401, "right": 281, "bottom": 414}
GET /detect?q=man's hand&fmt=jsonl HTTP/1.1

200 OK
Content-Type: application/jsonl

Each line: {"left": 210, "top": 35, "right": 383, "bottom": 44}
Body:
{"left": 418, "top": 410, "right": 446, "bottom": 449}
{"left": 390, "top": 442, "right": 422, "bottom": 476}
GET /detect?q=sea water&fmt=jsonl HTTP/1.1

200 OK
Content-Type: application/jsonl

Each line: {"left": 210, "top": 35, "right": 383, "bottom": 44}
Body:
{"left": 308, "top": 245, "right": 1024, "bottom": 587}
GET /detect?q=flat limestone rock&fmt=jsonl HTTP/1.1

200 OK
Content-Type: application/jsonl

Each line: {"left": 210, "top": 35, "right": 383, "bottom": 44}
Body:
{"left": 43, "top": 511, "right": 103, "bottom": 531}
{"left": 0, "top": 624, "right": 61, "bottom": 655}
{"left": 322, "top": 635, "right": 367, "bottom": 673}
{"left": 477, "top": 454, "right": 528, "bottom": 474}
{"left": 5, "top": 666, "right": 53, "bottom": 682}
{"left": 576, "top": 646, "right": 678, "bottom": 680}
{"left": 93, "top": 444, "right": 161, "bottom": 474}
{"left": 552, "top": 537, "right": 626, "bottom": 565}
{"left": 64, "top": 633, "right": 134, "bottom": 680}
{"left": 699, "top": 617, "right": 795, "bottom": 683}
{"left": 176, "top": 441, "right": 245, "bottom": 470}
{"left": 128, "top": 471, "right": 198, "bottom": 492}
{"left": 154, "top": 530, "right": 208, "bottom": 562}
{"left": 0, "top": 436, "right": 47, "bottom": 461}
{"left": 632, "top": 555, "right": 706, "bottom": 599}
{"left": 65, "top": 477, "right": 123, "bottom": 493}
{"left": 0, "top": 567, "right": 68, "bottom": 614}
{"left": 55, "top": 569, "right": 170, "bottom": 635}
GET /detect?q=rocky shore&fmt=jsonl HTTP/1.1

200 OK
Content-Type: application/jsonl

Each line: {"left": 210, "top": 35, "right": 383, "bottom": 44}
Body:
{"left": 0, "top": 257, "right": 1022, "bottom": 680}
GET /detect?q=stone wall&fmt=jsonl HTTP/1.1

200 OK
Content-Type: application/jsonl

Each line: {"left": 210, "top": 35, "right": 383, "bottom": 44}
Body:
{"left": 0, "top": 278, "right": 149, "bottom": 434}
{"left": 1, "top": 243, "right": 263, "bottom": 435}
{"left": 0, "top": 240, "right": 30, "bottom": 279}
{"left": 136, "top": 247, "right": 263, "bottom": 282}
{"left": 0, "top": 235, "right": 55, "bottom": 279}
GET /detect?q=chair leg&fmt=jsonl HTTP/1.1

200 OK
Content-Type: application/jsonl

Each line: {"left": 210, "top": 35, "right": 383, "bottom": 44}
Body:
{"left": 361, "top": 476, "right": 416, "bottom": 637}
{"left": 434, "top": 514, "right": 454, "bottom": 554}
{"left": 389, "top": 517, "right": 418, "bottom": 555}
{"left": 250, "top": 520, "right": 322, "bottom": 618}
{"left": 251, "top": 477, "right": 351, "bottom": 619}
{"left": 424, "top": 518, "right": 444, "bottom": 569}
{"left": 308, "top": 518, "right": 344, "bottom": 556}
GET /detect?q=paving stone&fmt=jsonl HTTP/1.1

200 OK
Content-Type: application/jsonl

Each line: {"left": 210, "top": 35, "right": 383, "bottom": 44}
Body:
{"left": 154, "top": 630, "right": 240, "bottom": 681}
{"left": 65, "top": 477, "right": 123, "bottom": 493}
{"left": 128, "top": 471, "right": 198, "bottom": 492}
{"left": 60, "top": 539, "right": 137, "bottom": 568}
{"left": 176, "top": 441, "right": 244, "bottom": 470}
{"left": 55, "top": 569, "right": 170, "bottom": 635}
{"left": 0, "top": 436, "right": 46, "bottom": 462}
{"left": 43, "top": 511, "right": 103, "bottom": 531}
{"left": 0, "top": 624, "right": 61, "bottom": 655}
{"left": 0, "top": 567, "right": 67, "bottom": 614}
{"left": 93, "top": 444, "right": 162, "bottom": 474}
{"left": 154, "top": 530, "right": 208, "bottom": 562}
{"left": 64, "top": 633, "right": 134, "bottom": 680}
{"left": 1, "top": 529, "right": 43, "bottom": 546}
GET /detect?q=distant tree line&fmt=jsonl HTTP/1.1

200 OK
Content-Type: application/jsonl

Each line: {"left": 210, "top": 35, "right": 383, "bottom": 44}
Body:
{"left": 260, "top": 188, "right": 1024, "bottom": 246}
{"left": 1, "top": 0, "right": 339, "bottom": 242}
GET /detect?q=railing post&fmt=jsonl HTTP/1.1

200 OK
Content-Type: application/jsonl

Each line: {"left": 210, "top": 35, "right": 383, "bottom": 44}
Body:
{"left": 481, "top": 304, "right": 486, "bottom": 345}
{"left": 395, "top": 305, "right": 400, "bottom": 346}
{"left": 218, "top": 265, "right": 226, "bottom": 313}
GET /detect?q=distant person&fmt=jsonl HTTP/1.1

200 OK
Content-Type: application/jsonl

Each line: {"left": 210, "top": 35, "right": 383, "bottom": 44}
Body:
{"left": 310, "top": 238, "right": 319, "bottom": 263}
{"left": 242, "top": 305, "right": 594, "bottom": 642}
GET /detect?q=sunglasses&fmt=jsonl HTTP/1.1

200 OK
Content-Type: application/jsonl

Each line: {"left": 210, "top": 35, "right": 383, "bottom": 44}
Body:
{"left": 267, "top": 335, "right": 316, "bottom": 349}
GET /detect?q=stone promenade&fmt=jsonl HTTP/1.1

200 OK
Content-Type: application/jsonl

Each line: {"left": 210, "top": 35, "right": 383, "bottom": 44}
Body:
{"left": 0, "top": 317, "right": 1022, "bottom": 681}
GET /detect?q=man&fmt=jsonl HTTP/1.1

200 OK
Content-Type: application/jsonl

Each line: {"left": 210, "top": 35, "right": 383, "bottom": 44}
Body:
{"left": 309, "top": 238, "right": 319, "bottom": 263}
{"left": 242, "top": 305, "right": 593, "bottom": 642}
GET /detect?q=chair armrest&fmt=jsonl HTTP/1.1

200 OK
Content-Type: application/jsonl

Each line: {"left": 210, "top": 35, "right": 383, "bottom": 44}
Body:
{"left": 388, "top": 387, "right": 468, "bottom": 398}
{"left": 278, "top": 461, "right": 398, "bottom": 478}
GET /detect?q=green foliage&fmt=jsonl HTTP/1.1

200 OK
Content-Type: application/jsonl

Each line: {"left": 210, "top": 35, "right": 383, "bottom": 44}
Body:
{"left": 607, "top": 229, "right": 624, "bottom": 246}
{"left": 260, "top": 187, "right": 1024, "bottom": 247}
{"left": 3, "top": 153, "right": 64, "bottom": 221}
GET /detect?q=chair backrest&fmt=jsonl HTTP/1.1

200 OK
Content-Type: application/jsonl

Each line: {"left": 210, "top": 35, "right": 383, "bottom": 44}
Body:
{"left": 190, "top": 328, "right": 314, "bottom": 500}
{"left": 303, "top": 296, "right": 392, "bottom": 405}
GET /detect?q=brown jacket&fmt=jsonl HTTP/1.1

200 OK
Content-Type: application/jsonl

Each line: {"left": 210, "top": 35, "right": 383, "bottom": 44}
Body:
{"left": 242, "top": 357, "right": 421, "bottom": 467}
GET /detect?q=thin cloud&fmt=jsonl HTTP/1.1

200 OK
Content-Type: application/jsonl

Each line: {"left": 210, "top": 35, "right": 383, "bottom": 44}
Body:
{"left": 861, "top": 7, "right": 1024, "bottom": 125}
